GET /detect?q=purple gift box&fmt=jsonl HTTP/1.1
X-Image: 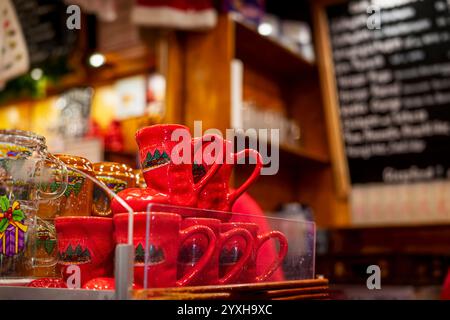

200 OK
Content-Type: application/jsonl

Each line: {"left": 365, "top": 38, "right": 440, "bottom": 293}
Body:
{"left": 0, "top": 224, "right": 25, "bottom": 257}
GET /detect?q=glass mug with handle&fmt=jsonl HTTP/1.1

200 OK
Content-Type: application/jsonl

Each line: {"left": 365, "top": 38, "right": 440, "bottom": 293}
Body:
{"left": 92, "top": 162, "right": 136, "bottom": 218}
{"left": 0, "top": 130, "right": 68, "bottom": 279}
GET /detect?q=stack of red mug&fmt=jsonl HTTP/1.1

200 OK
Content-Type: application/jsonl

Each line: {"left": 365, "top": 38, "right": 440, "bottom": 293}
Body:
{"left": 55, "top": 124, "right": 288, "bottom": 288}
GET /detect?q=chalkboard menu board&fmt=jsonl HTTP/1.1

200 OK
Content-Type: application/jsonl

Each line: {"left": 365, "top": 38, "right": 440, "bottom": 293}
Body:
{"left": 12, "top": 0, "right": 78, "bottom": 66}
{"left": 326, "top": 0, "right": 450, "bottom": 184}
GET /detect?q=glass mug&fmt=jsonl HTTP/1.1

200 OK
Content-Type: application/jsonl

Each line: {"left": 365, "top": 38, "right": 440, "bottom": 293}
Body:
{"left": 0, "top": 130, "right": 68, "bottom": 279}
{"left": 52, "top": 154, "right": 95, "bottom": 217}
{"left": 35, "top": 154, "right": 94, "bottom": 277}
{"left": 92, "top": 162, "right": 136, "bottom": 217}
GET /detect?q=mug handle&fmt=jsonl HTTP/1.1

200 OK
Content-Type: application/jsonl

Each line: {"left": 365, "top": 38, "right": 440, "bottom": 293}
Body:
{"left": 33, "top": 216, "right": 58, "bottom": 267}
{"left": 227, "top": 149, "right": 263, "bottom": 206}
{"left": 176, "top": 225, "right": 217, "bottom": 286}
{"left": 38, "top": 155, "right": 68, "bottom": 200}
{"left": 91, "top": 184, "right": 113, "bottom": 217}
{"left": 217, "top": 228, "right": 254, "bottom": 285}
{"left": 254, "top": 231, "right": 288, "bottom": 282}
{"left": 192, "top": 134, "right": 223, "bottom": 194}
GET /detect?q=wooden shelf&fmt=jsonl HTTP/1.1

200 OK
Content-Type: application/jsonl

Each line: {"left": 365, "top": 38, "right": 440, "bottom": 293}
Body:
{"left": 49, "top": 47, "right": 155, "bottom": 93}
{"left": 179, "top": 15, "right": 350, "bottom": 226}
{"left": 316, "top": 225, "right": 450, "bottom": 286}
{"left": 279, "top": 142, "right": 329, "bottom": 165}
{"left": 233, "top": 132, "right": 329, "bottom": 166}
{"left": 323, "top": 224, "right": 450, "bottom": 255}
{"left": 234, "top": 18, "right": 315, "bottom": 79}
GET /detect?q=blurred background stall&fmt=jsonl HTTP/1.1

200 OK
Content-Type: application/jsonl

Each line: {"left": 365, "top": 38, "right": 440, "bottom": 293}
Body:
{"left": 2, "top": 0, "right": 450, "bottom": 299}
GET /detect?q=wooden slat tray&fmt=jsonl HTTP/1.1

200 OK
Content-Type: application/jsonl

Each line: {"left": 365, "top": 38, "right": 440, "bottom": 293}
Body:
{"left": 133, "top": 279, "right": 329, "bottom": 300}
{"left": 274, "top": 293, "right": 329, "bottom": 300}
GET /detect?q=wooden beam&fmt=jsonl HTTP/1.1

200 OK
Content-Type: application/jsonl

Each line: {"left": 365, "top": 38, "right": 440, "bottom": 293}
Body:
{"left": 312, "top": 1, "right": 351, "bottom": 201}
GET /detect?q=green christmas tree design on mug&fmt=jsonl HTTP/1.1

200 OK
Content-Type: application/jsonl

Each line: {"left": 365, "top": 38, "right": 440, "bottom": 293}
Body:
{"left": 59, "top": 244, "right": 91, "bottom": 264}
{"left": 142, "top": 150, "right": 171, "bottom": 170}
{"left": 134, "top": 243, "right": 165, "bottom": 264}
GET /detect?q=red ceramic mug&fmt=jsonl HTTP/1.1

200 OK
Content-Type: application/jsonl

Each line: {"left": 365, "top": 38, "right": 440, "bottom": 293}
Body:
{"left": 192, "top": 134, "right": 263, "bottom": 214}
{"left": 220, "top": 222, "right": 288, "bottom": 283}
{"left": 55, "top": 217, "right": 114, "bottom": 286}
{"left": 111, "top": 125, "right": 222, "bottom": 214}
{"left": 113, "top": 212, "right": 216, "bottom": 288}
{"left": 178, "top": 217, "right": 254, "bottom": 285}
{"left": 135, "top": 124, "right": 222, "bottom": 207}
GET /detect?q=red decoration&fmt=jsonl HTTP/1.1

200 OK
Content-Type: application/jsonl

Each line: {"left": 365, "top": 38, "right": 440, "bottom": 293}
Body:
{"left": 82, "top": 277, "right": 143, "bottom": 290}
{"left": 27, "top": 278, "right": 68, "bottom": 288}
{"left": 85, "top": 119, "right": 103, "bottom": 139}
{"left": 104, "top": 120, "right": 124, "bottom": 152}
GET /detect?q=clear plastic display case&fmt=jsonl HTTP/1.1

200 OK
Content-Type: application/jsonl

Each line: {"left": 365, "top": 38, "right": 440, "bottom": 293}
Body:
{"left": 0, "top": 168, "right": 317, "bottom": 300}
{"left": 126, "top": 203, "right": 316, "bottom": 299}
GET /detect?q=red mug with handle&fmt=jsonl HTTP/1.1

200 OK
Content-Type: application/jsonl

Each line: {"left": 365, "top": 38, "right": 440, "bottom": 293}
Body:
{"left": 192, "top": 134, "right": 263, "bottom": 215}
{"left": 178, "top": 217, "right": 254, "bottom": 285}
{"left": 113, "top": 212, "right": 216, "bottom": 288}
{"left": 55, "top": 217, "right": 114, "bottom": 287}
{"left": 220, "top": 222, "right": 288, "bottom": 283}
{"left": 135, "top": 124, "right": 222, "bottom": 207}
{"left": 111, "top": 125, "right": 223, "bottom": 214}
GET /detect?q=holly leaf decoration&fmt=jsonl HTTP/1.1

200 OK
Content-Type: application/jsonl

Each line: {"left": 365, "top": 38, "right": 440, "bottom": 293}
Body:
{"left": 73, "top": 182, "right": 82, "bottom": 196}
{"left": 0, "top": 218, "right": 8, "bottom": 232}
{"left": 45, "top": 240, "right": 56, "bottom": 255}
{"left": 64, "top": 186, "right": 72, "bottom": 197}
{"left": 0, "top": 196, "right": 9, "bottom": 212}
{"left": 50, "top": 182, "right": 60, "bottom": 193}
{"left": 12, "top": 209, "right": 25, "bottom": 222}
